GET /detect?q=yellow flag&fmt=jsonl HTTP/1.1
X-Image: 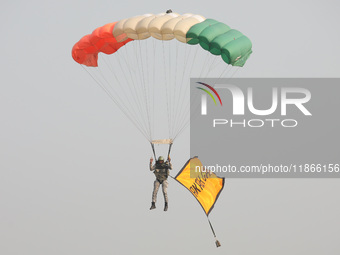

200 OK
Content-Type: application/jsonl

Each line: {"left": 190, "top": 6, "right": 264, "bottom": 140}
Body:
{"left": 175, "top": 157, "right": 225, "bottom": 215}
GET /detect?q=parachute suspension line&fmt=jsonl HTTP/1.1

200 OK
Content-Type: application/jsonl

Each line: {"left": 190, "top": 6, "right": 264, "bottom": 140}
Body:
{"left": 173, "top": 53, "right": 220, "bottom": 131}
{"left": 138, "top": 40, "right": 152, "bottom": 139}
{"left": 212, "top": 66, "right": 241, "bottom": 91}
{"left": 152, "top": 38, "right": 156, "bottom": 138}
{"left": 103, "top": 49, "right": 149, "bottom": 139}
{"left": 169, "top": 41, "right": 176, "bottom": 139}
{"left": 174, "top": 42, "right": 188, "bottom": 132}
{"left": 199, "top": 51, "right": 211, "bottom": 79}
{"left": 174, "top": 66, "right": 241, "bottom": 141}
{"left": 129, "top": 42, "right": 153, "bottom": 140}
{"left": 171, "top": 43, "right": 187, "bottom": 136}
{"left": 80, "top": 65, "right": 150, "bottom": 141}
{"left": 182, "top": 63, "right": 232, "bottom": 122}
{"left": 218, "top": 64, "right": 231, "bottom": 79}
{"left": 169, "top": 41, "right": 174, "bottom": 138}
{"left": 172, "top": 40, "right": 179, "bottom": 137}
{"left": 170, "top": 41, "right": 179, "bottom": 139}
{"left": 137, "top": 40, "right": 152, "bottom": 139}
{"left": 128, "top": 42, "right": 147, "bottom": 137}
{"left": 174, "top": 42, "right": 180, "bottom": 138}
{"left": 189, "top": 45, "right": 200, "bottom": 74}
{"left": 82, "top": 37, "right": 242, "bottom": 144}
{"left": 168, "top": 40, "right": 173, "bottom": 138}
{"left": 145, "top": 39, "right": 154, "bottom": 139}
{"left": 139, "top": 40, "right": 153, "bottom": 138}
{"left": 175, "top": 64, "right": 231, "bottom": 124}
{"left": 172, "top": 41, "right": 178, "bottom": 139}
{"left": 171, "top": 44, "right": 192, "bottom": 137}
{"left": 175, "top": 57, "right": 222, "bottom": 132}
{"left": 175, "top": 57, "right": 229, "bottom": 129}
{"left": 117, "top": 50, "right": 150, "bottom": 135}
{"left": 207, "top": 217, "right": 221, "bottom": 248}
{"left": 138, "top": 40, "right": 153, "bottom": 140}
{"left": 176, "top": 58, "right": 232, "bottom": 135}
{"left": 152, "top": 38, "right": 159, "bottom": 137}
{"left": 204, "top": 56, "right": 219, "bottom": 77}
{"left": 201, "top": 53, "right": 214, "bottom": 77}
{"left": 172, "top": 41, "right": 180, "bottom": 139}
{"left": 101, "top": 56, "right": 149, "bottom": 137}
{"left": 113, "top": 49, "right": 144, "bottom": 118}
{"left": 95, "top": 64, "right": 151, "bottom": 141}
{"left": 162, "top": 40, "right": 171, "bottom": 139}
{"left": 165, "top": 41, "right": 172, "bottom": 138}
{"left": 93, "top": 65, "right": 140, "bottom": 126}
{"left": 173, "top": 46, "right": 207, "bottom": 135}
{"left": 174, "top": 44, "right": 200, "bottom": 132}
{"left": 100, "top": 56, "right": 151, "bottom": 141}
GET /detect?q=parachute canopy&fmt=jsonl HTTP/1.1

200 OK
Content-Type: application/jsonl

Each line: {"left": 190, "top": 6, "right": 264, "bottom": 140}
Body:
{"left": 175, "top": 157, "right": 225, "bottom": 215}
{"left": 71, "top": 12, "right": 252, "bottom": 145}
{"left": 72, "top": 13, "right": 252, "bottom": 67}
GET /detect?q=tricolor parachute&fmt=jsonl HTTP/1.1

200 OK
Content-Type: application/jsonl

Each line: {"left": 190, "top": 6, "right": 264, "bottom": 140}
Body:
{"left": 72, "top": 11, "right": 252, "bottom": 157}
{"left": 72, "top": 13, "right": 252, "bottom": 67}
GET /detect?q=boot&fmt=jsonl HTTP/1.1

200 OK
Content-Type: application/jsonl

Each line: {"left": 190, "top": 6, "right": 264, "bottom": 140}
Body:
{"left": 150, "top": 202, "right": 156, "bottom": 210}
{"left": 164, "top": 202, "right": 168, "bottom": 211}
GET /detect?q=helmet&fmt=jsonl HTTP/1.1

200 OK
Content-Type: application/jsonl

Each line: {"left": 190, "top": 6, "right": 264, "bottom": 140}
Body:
{"left": 158, "top": 156, "right": 164, "bottom": 161}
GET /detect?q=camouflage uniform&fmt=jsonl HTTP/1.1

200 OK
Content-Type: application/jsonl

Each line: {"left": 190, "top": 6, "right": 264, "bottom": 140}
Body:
{"left": 150, "top": 161, "right": 172, "bottom": 203}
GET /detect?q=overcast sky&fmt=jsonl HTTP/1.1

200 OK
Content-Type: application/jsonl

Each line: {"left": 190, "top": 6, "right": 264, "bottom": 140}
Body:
{"left": 1, "top": 0, "right": 340, "bottom": 254}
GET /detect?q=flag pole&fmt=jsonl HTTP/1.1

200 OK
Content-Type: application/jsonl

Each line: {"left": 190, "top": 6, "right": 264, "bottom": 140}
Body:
{"left": 207, "top": 217, "right": 221, "bottom": 247}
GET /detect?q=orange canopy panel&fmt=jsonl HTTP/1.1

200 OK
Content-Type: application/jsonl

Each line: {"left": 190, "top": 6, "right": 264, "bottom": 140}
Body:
{"left": 72, "top": 22, "right": 133, "bottom": 67}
